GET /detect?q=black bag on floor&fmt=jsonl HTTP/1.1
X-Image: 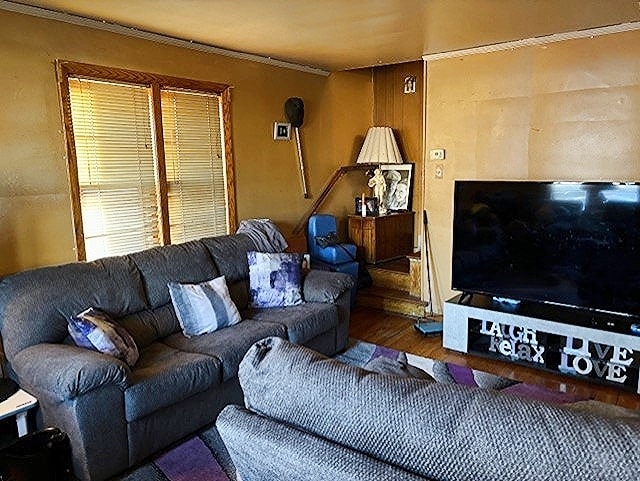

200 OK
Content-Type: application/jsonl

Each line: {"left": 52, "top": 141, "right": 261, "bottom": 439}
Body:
{"left": 357, "top": 261, "right": 373, "bottom": 289}
{"left": 0, "top": 427, "right": 73, "bottom": 481}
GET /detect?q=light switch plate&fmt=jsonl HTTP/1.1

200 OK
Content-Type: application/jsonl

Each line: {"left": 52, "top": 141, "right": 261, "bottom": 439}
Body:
{"left": 429, "top": 149, "right": 445, "bottom": 161}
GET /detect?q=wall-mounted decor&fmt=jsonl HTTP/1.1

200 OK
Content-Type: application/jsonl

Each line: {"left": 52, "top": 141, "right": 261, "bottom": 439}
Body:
{"left": 273, "top": 122, "right": 291, "bottom": 140}
{"left": 403, "top": 75, "right": 417, "bottom": 94}
{"left": 380, "top": 163, "right": 414, "bottom": 212}
{"left": 284, "top": 97, "right": 309, "bottom": 198}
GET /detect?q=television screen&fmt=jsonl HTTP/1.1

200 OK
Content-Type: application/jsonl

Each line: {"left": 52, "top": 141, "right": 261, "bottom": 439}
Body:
{"left": 452, "top": 181, "right": 640, "bottom": 317}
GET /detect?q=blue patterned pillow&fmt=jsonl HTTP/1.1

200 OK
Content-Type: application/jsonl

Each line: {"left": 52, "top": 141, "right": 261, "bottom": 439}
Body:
{"left": 68, "top": 308, "right": 139, "bottom": 367}
{"left": 168, "top": 275, "right": 242, "bottom": 338}
{"left": 248, "top": 251, "right": 303, "bottom": 308}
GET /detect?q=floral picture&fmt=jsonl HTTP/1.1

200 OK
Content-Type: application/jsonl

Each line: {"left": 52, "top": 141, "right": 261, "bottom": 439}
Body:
{"left": 380, "top": 163, "right": 414, "bottom": 212}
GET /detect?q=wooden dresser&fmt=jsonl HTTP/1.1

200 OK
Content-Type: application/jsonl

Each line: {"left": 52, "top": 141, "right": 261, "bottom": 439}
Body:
{"left": 348, "top": 212, "right": 414, "bottom": 264}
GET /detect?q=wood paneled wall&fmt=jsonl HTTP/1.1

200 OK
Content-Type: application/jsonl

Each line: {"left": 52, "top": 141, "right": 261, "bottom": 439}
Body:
{"left": 372, "top": 61, "right": 424, "bottom": 249}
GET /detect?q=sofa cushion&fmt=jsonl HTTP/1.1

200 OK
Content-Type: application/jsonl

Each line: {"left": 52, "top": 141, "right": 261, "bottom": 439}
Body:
{"left": 162, "top": 320, "right": 286, "bottom": 382}
{"left": 68, "top": 307, "right": 139, "bottom": 367}
{"left": 124, "top": 342, "right": 221, "bottom": 422}
{"left": 246, "top": 302, "right": 338, "bottom": 345}
{"left": 227, "top": 279, "right": 250, "bottom": 311}
{"left": 200, "top": 234, "right": 256, "bottom": 283}
{"left": 117, "top": 304, "right": 181, "bottom": 349}
{"left": 168, "top": 276, "right": 242, "bottom": 337}
{"left": 129, "top": 241, "right": 218, "bottom": 309}
{"left": 0, "top": 256, "right": 147, "bottom": 360}
{"left": 248, "top": 252, "right": 303, "bottom": 308}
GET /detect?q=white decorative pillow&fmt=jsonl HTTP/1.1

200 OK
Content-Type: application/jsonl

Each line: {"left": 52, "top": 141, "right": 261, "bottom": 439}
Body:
{"left": 68, "top": 308, "right": 139, "bottom": 367}
{"left": 248, "top": 251, "right": 303, "bottom": 308}
{"left": 168, "top": 275, "right": 242, "bottom": 337}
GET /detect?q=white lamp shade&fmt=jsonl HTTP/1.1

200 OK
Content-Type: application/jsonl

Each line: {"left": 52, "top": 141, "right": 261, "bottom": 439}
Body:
{"left": 356, "top": 126, "right": 403, "bottom": 164}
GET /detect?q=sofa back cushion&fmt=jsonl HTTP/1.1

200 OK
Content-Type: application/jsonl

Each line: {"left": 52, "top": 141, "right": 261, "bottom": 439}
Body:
{"left": 201, "top": 234, "right": 256, "bottom": 310}
{"left": 0, "top": 256, "right": 147, "bottom": 360}
{"left": 129, "top": 240, "right": 218, "bottom": 309}
{"left": 117, "top": 304, "right": 180, "bottom": 349}
{"left": 200, "top": 234, "right": 255, "bottom": 283}
{"left": 228, "top": 280, "right": 249, "bottom": 313}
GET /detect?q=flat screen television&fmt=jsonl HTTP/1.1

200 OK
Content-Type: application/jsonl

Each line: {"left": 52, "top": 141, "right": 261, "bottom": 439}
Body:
{"left": 452, "top": 181, "right": 640, "bottom": 318}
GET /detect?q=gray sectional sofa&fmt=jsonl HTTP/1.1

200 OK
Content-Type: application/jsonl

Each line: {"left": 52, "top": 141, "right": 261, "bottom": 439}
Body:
{"left": 0, "top": 234, "right": 353, "bottom": 481}
{"left": 217, "top": 336, "right": 640, "bottom": 481}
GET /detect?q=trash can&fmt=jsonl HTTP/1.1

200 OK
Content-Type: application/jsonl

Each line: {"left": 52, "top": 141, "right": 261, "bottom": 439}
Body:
{"left": 0, "top": 427, "right": 72, "bottom": 481}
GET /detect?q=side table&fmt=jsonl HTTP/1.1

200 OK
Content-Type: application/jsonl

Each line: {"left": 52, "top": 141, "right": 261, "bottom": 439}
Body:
{"left": 348, "top": 212, "right": 415, "bottom": 264}
{"left": 0, "top": 389, "right": 37, "bottom": 437}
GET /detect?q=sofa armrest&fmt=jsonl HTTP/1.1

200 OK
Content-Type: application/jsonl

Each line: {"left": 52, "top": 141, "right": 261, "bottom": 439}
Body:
{"left": 303, "top": 270, "right": 354, "bottom": 303}
{"left": 12, "top": 343, "right": 129, "bottom": 402}
{"left": 217, "top": 405, "right": 425, "bottom": 481}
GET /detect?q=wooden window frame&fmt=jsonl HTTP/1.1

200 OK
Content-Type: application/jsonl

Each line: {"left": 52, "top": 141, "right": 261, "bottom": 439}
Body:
{"left": 56, "top": 60, "right": 237, "bottom": 260}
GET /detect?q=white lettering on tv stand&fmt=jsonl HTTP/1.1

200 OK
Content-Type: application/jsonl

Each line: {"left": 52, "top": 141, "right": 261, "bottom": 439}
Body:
{"left": 559, "top": 337, "right": 634, "bottom": 384}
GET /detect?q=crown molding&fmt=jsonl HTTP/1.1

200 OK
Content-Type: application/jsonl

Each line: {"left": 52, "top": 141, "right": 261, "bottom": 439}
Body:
{"left": 422, "top": 21, "right": 640, "bottom": 62}
{"left": 0, "top": 0, "right": 331, "bottom": 76}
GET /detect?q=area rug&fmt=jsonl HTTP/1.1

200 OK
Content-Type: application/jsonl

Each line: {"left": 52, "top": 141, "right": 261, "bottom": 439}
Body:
{"left": 110, "top": 338, "right": 614, "bottom": 481}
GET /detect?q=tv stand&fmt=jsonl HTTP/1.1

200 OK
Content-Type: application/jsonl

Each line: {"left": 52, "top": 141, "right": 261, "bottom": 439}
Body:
{"left": 457, "top": 292, "right": 473, "bottom": 305}
{"left": 443, "top": 294, "right": 640, "bottom": 393}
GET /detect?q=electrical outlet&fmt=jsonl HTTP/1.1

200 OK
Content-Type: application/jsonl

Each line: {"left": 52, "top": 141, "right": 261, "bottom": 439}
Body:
{"left": 435, "top": 164, "right": 444, "bottom": 179}
{"left": 429, "top": 149, "right": 445, "bottom": 161}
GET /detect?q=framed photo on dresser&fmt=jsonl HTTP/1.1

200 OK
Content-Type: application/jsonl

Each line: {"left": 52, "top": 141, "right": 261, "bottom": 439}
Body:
{"left": 380, "top": 163, "right": 413, "bottom": 212}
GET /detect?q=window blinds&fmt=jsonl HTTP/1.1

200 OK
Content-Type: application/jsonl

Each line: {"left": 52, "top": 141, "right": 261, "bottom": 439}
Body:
{"left": 161, "top": 89, "right": 229, "bottom": 244}
{"left": 68, "top": 78, "right": 159, "bottom": 261}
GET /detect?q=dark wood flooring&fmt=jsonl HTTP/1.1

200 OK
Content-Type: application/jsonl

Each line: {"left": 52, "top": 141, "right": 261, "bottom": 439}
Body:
{"left": 349, "top": 306, "right": 640, "bottom": 410}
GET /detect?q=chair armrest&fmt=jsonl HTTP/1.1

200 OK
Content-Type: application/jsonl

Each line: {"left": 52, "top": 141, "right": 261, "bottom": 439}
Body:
{"left": 303, "top": 270, "right": 354, "bottom": 303}
{"left": 12, "top": 343, "right": 129, "bottom": 402}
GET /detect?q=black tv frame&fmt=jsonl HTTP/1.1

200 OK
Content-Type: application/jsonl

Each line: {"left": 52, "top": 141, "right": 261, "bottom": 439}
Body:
{"left": 451, "top": 180, "right": 640, "bottom": 324}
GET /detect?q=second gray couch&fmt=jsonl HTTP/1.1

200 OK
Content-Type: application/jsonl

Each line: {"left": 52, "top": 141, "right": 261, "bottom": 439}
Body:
{"left": 218, "top": 336, "right": 640, "bottom": 481}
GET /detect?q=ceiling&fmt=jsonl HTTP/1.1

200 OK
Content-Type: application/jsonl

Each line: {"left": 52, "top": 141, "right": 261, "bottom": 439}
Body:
{"left": 7, "top": 0, "right": 640, "bottom": 71}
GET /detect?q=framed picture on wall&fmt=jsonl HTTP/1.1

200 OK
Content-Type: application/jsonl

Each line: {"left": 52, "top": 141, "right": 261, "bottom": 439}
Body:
{"left": 380, "top": 163, "right": 414, "bottom": 212}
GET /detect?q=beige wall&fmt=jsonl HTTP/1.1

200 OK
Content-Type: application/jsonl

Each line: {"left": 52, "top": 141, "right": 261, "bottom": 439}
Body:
{"left": 0, "top": 10, "right": 373, "bottom": 275}
{"left": 424, "top": 29, "right": 640, "bottom": 312}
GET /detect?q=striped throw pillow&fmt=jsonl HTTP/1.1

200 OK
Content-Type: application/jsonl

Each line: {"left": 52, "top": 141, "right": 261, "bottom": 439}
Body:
{"left": 168, "top": 275, "right": 242, "bottom": 337}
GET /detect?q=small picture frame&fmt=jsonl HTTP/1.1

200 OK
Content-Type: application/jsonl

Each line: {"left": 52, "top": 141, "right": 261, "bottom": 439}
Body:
{"left": 380, "top": 163, "right": 414, "bottom": 212}
{"left": 354, "top": 197, "right": 379, "bottom": 216}
{"left": 403, "top": 75, "right": 417, "bottom": 94}
{"left": 273, "top": 122, "right": 291, "bottom": 140}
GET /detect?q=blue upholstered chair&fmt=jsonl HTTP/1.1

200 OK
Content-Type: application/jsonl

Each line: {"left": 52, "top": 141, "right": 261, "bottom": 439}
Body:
{"left": 307, "top": 214, "right": 358, "bottom": 302}
{"left": 307, "top": 214, "right": 356, "bottom": 263}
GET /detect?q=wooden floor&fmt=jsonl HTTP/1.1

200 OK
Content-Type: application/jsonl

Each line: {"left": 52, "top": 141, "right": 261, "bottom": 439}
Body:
{"left": 349, "top": 306, "right": 640, "bottom": 410}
